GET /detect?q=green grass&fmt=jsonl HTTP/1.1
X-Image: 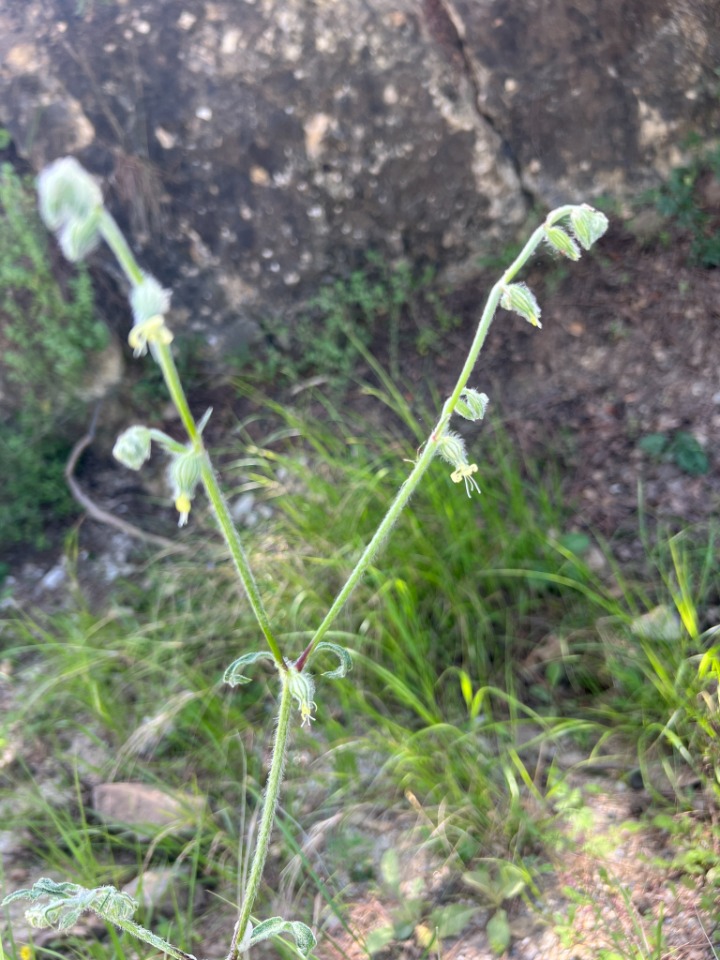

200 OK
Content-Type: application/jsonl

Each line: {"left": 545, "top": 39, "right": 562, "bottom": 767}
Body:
{"left": 235, "top": 255, "right": 460, "bottom": 389}
{"left": 645, "top": 134, "right": 720, "bottom": 267}
{"left": 0, "top": 162, "right": 107, "bottom": 549}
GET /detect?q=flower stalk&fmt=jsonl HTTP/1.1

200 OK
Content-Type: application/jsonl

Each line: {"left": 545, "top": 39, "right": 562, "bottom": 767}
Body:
{"left": 226, "top": 671, "right": 293, "bottom": 960}
{"left": 296, "top": 206, "right": 587, "bottom": 670}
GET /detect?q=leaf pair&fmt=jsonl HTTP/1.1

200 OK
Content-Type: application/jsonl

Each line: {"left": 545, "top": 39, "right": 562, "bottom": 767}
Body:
{"left": 246, "top": 916, "right": 316, "bottom": 956}
{"left": 2, "top": 878, "right": 136, "bottom": 930}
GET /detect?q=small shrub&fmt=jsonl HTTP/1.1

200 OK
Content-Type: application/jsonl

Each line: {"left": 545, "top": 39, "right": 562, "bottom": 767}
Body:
{"left": 638, "top": 430, "right": 709, "bottom": 476}
{"left": 651, "top": 136, "right": 720, "bottom": 267}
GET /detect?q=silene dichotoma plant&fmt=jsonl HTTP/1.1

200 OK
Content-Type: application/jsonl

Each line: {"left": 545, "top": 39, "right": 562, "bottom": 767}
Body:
{"left": 2, "top": 156, "right": 608, "bottom": 959}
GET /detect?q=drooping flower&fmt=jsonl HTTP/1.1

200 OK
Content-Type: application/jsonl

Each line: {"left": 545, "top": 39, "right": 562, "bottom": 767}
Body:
{"left": 128, "top": 315, "right": 174, "bottom": 357}
{"left": 451, "top": 462, "right": 481, "bottom": 497}
{"left": 436, "top": 430, "right": 482, "bottom": 497}
{"left": 168, "top": 447, "right": 203, "bottom": 527}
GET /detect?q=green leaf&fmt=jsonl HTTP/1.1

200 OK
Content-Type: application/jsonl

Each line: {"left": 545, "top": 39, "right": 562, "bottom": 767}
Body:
{"left": 365, "top": 925, "right": 396, "bottom": 955}
{"left": 223, "top": 650, "right": 277, "bottom": 686}
{"left": 311, "top": 642, "right": 353, "bottom": 679}
{"left": 249, "top": 917, "right": 317, "bottom": 957}
{"left": 487, "top": 908, "right": 511, "bottom": 955}
{"left": 393, "top": 920, "right": 415, "bottom": 940}
{"left": 496, "top": 863, "right": 528, "bottom": 901}
{"left": 462, "top": 867, "right": 492, "bottom": 898}
{"left": 380, "top": 848, "right": 402, "bottom": 892}
{"left": 557, "top": 531, "right": 591, "bottom": 556}
{"left": 668, "top": 431, "right": 709, "bottom": 476}
{"left": 289, "top": 920, "right": 317, "bottom": 956}
{"left": 1, "top": 879, "right": 138, "bottom": 931}
{"left": 429, "top": 903, "right": 478, "bottom": 939}
{"left": 698, "top": 645, "right": 720, "bottom": 680}
{"left": 250, "top": 917, "right": 285, "bottom": 941}
{"left": 638, "top": 433, "right": 668, "bottom": 458}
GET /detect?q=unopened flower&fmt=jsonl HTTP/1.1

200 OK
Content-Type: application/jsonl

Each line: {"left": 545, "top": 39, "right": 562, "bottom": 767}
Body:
{"left": 113, "top": 425, "right": 152, "bottom": 470}
{"left": 569, "top": 204, "right": 609, "bottom": 250}
{"left": 128, "top": 315, "right": 173, "bottom": 357}
{"left": 437, "top": 430, "right": 468, "bottom": 468}
{"left": 287, "top": 667, "right": 317, "bottom": 726}
{"left": 455, "top": 388, "right": 489, "bottom": 421}
{"left": 38, "top": 157, "right": 103, "bottom": 232}
{"left": 544, "top": 225, "right": 580, "bottom": 261}
{"left": 500, "top": 283, "right": 541, "bottom": 328}
{"left": 130, "top": 275, "right": 171, "bottom": 325}
{"left": 57, "top": 209, "right": 102, "bottom": 262}
{"left": 451, "top": 462, "right": 481, "bottom": 497}
{"left": 168, "top": 447, "right": 203, "bottom": 526}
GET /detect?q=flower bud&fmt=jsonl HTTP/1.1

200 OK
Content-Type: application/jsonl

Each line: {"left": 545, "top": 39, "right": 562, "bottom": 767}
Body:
{"left": 455, "top": 388, "right": 489, "bottom": 422}
{"left": 500, "top": 283, "right": 542, "bottom": 328}
{"left": 130, "top": 275, "right": 172, "bottom": 325}
{"left": 168, "top": 447, "right": 204, "bottom": 526}
{"left": 113, "top": 425, "right": 152, "bottom": 470}
{"left": 544, "top": 225, "right": 581, "bottom": 261}
{"left": 436, "top": 430, "right": 467, "bottom": 468}
{"left": 570, "top": 204, "right": 609, "bottom": 250}
{"left": 57, "top": 210, "right": 102, "bottom": 262}
{"left": 287, "top": 667, "right": 317, "bottom": 726}
{"left": 38, "top": 157, "right": 103, "bottom": 232}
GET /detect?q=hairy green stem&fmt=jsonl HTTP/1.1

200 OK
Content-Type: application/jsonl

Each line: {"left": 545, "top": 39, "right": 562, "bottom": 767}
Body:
{"left": 155, "top": 340, "right": 284, "bottom": 666}
{"left": 227, "top": 673, "right": 293, "bottom": 960}
{"left": 199, "top": 452, "right": 285, "bottom": 666}
{"left": 115, "top": 919, "right": 198, "bottom": 960}
{"left": 297, "top": 212, "right": 570, "bottom": 669}
{"left": 98, "top": 210, "right": 144, "bottom": 287}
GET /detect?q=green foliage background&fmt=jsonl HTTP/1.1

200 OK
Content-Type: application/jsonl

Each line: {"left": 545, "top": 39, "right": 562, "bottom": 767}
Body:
{"left": 0, "top": 162, "right": 108, "bottom": 549}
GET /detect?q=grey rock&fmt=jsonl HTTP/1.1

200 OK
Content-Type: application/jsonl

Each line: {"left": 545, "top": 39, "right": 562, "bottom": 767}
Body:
{"left": 68, "top": 732, "right": 113, "bottom": 786}
{"left": 0, "top": 0, "right": 717, "bottom": 360}
{"left": 38, "top": 562, "right": 67, "bottom": 593}
{"left": 0, "top": 829, "right": 29, "bottom": 867}
{"left": 122, "top": 866, "right": 205, "bottom": 916}
{"left": 91, "top": 782, "right": 205, "bottom": 836}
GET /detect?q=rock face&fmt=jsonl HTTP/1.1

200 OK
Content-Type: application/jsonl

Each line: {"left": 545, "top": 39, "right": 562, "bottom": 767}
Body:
{"left": 0, "top": 0, "right": 718, "bottom": 355}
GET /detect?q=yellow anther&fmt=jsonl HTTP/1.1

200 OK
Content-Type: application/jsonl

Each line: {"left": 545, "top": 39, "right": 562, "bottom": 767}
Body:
{"left": 128, "top": 315, "right": 174, "bottom": 357}
{"left": 450, "top": 462, "right": 481, "bottom": 497}
{"left": 175, "top": 492, "right": 192, "bottom": 527}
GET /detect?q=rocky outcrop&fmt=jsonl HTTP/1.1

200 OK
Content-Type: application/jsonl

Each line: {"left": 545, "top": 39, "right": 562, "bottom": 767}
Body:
{"left": 1, "top": 0, "right": 718, "bottom": 354}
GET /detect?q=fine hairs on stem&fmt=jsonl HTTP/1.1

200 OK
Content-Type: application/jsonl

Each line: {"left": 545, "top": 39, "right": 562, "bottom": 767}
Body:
{"left": 1, "top": 156, "right": 608, "bottom": 958}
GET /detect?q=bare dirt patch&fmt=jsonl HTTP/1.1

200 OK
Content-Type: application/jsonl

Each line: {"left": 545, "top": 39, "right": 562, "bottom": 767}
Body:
{"left": 440, "top": 225, "right": 720, "bottom": 549}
